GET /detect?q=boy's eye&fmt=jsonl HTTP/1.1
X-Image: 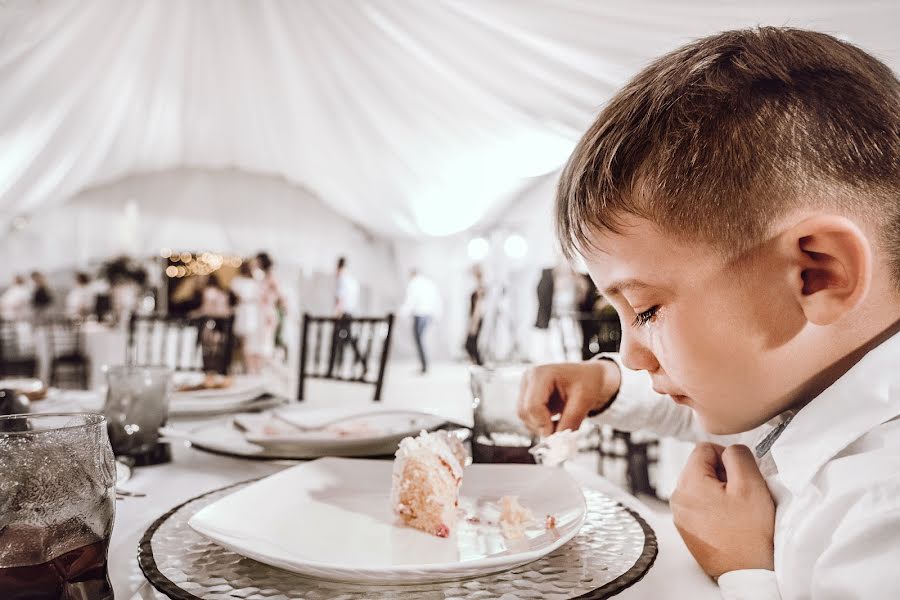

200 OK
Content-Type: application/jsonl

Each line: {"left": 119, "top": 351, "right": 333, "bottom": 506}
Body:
{"left": 631, "top": 305, "right": 660, "bottom": 328}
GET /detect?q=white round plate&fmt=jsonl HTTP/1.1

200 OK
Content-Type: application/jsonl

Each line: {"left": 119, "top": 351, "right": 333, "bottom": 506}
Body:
{"left": 0, "top": 378, "right": 44, "bottom": 393}
{"left": 170, "top": 375, "right": 266, "bottom": 413}
{"left": 179, "top": 412, "right": 447, "bottom": 459}
{"left": 168, "top": 395, "right": 286, "bottom": 418}
{"left": 236, "top": 408, "right": 448, "bottom": 454}
{"left": 188, "top": 458, "right": 587, "bottom": 584}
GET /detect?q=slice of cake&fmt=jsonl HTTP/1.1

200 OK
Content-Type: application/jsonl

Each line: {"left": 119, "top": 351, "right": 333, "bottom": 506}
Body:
{"left": 390, "top": 430, "right": 467, "bottom": 538}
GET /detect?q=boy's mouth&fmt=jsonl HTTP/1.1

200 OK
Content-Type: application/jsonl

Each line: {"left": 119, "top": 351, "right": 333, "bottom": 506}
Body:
{"left": 654, "top": 386, "right": 690, "bottom": 404}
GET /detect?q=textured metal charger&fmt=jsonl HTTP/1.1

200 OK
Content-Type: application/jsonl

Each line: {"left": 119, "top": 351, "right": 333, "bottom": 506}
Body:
{"left": 139, "top": 480, "right": 657, "bottom": 600}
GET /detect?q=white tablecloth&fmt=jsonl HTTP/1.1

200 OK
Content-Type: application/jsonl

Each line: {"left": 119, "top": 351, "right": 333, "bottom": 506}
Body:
{"left": 30, "top": 398, "right": 718, "bottom": 600}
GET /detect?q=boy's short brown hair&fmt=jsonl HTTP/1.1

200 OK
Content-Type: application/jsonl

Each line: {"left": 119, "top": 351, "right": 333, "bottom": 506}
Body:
{"left": 558, "top": 27, "right": 900, "bottom": 283}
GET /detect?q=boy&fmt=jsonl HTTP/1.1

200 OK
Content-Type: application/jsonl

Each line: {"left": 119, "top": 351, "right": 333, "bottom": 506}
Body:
{"left": 518, "top": 27, "right": 900, "bottom": 599}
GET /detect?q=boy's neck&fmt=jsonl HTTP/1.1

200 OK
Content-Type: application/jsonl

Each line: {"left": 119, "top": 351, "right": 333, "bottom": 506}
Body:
{"left": 782, "top": 315, "right": 900, "bottom": 415}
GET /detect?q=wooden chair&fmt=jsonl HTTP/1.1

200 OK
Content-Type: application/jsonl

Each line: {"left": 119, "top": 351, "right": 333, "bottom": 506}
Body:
{"left": 0, "top": 320, "right": 38, "bottom": 378}
{"left": 128, "top": 315, "right": 235, "bottom": 374}
{"left": 44, "top": 317, "right": 89, "bottom": 389}
{"left": 596, "top": 426, "right": 661, "bottom": 497}
{"left": 297, "top": 313, "right": 394, "bottom": 402}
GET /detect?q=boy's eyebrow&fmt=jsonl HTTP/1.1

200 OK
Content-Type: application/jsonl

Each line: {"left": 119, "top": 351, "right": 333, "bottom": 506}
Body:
{"left": 603, "top": 279, "right": 650, "bottom": 296}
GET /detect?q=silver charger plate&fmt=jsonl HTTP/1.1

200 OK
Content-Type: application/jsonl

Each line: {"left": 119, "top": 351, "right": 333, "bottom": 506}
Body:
{"left": 138, "top": 480, "right": 658, "bottom": 600}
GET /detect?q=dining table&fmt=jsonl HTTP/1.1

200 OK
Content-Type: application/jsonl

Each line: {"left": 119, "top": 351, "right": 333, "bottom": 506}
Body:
{"left": 32, "top": 387, "right": 721, "bottom": 600}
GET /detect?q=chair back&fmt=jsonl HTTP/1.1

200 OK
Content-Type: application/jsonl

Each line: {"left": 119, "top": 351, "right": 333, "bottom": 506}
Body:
{"left": 128, "top": 315, "right": 234, "bottom": 374}
{"left": 0, "top": 319, "right": 38, "bottom": 378}
{"left": 44, "top": 317, "right": 85, "bottom": 359}
{"left": 298, "top": 313, "right": 394, "bottom": 401}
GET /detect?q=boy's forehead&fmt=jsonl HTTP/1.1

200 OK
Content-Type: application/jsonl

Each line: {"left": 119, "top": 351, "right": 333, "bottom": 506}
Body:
{"left": 581, "top": 219, "right": 715, "bottom": 292}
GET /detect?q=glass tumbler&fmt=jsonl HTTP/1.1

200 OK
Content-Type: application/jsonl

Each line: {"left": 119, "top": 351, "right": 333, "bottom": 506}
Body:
{"left": 469, "top": 365, "right": 537, "bottom": 463}
{"left": 104, "top": 365, "right": 173, "bottom": 457}
{"left": 0, "top": 413, "right": 116, "bottom": 600}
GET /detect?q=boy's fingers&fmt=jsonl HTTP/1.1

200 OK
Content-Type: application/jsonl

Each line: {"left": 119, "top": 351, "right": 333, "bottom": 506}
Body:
{"left": 517, "top": 370, "right": 555, "bottom": 435}
{"left": 682, "top": 442, "right": 727, "bottom": 485}
{"left": 556, "top": 387, "right": 590, "bottom": 432}
{"left": 721, "top": 445, "right": 764, "bottom": 492}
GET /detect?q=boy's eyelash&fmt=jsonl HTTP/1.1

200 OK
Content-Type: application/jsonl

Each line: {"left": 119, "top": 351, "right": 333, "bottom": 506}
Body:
{"left": 632, "top": 306, "right": 660, "bottom": 327}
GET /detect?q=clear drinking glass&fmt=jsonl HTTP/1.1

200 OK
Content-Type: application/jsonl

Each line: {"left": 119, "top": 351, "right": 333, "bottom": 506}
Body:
{"left": 469, "top": 365, "right": 537, "bottom": 463}
{"left": 104, "top": 365, "right": 173, "bottom": 457}
{"left": 0, "top": 413, "right": 116, "bottom": 600}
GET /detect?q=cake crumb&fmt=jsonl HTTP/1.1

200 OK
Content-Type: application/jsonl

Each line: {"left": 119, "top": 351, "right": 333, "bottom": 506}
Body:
{"left": 545, "top": 514, "right": 557, "bottom": 529}
{"left": 499, "top": 495, "right": 534, "bottom": 539}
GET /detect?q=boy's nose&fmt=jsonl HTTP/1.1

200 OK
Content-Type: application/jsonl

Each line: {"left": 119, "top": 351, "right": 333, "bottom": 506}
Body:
{"left": 619, "top": 326, "right": 660, "bottom": 373}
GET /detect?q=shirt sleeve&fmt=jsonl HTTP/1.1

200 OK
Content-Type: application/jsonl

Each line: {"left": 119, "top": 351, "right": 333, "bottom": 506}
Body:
{"left": 717, "top": 570, "right": 781, "bottom": 600}
{"left": 589, "top": 352, "right": 760, "bottom": 446}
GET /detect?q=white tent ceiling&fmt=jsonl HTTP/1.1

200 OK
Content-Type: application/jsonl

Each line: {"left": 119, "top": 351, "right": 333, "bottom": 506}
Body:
{"left": 3, "top": 1, "right": 899, "bottom": 239}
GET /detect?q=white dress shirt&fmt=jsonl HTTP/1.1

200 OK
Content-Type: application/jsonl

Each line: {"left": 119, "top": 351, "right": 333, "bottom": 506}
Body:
{"left": 335, "top": 272, "right": 360, "bottom": 315}
{"left": 0, "top": 283, "right": 32, "bottom": 320}
{"left": 400, "top": 274, "right": 442, "bottom": 317}
{"left": 593, "top": 331, "right": 900, "bottom": 599}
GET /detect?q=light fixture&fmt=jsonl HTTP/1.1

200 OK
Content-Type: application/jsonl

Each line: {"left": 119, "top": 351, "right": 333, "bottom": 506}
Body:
{"left": 165, "top": 266, "right": 178, "bottom": 277}
{"left": 467, "top": 237, "right": 490, "bottom": 261}
{"left": 503, "top": 234, "right": 527, "bottom": 259}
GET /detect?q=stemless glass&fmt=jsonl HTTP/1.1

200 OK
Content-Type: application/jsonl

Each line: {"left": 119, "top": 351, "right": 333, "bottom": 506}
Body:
{"left": 469, "top": 366, "right": 537, "bottom": 463}
{"left": 104, "top": 365, "right": 173, "bottom": 457}
{"left": 0, "top": 413, "right": 116, "bottom": 600}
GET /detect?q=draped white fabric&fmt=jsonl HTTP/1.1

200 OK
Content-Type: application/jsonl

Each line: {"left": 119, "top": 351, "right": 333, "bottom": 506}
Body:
{"left": 2, "top": 1, "right": 898, "bottom": 240}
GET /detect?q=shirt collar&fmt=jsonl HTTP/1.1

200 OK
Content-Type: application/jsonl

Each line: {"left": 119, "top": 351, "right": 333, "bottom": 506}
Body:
{"left": 769, "top": 328, "right": 900, "bottom": 494}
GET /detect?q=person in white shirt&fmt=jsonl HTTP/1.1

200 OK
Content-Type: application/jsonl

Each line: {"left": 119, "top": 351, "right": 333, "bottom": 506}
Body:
{"left": 230, "top": 260, "right": 264, "bottom": 374}
{"left": 0, "top": 275, "right": 32, "bottom": 321}
{"left": 518, "top": 28, "right": 900, "bottom": 599}
{"left": 400, "top": 269, "right": 442, "bottom": 374}
{"left": 334, "top": 256, "right": 359, "bottom": 317}
{"left": 330, "top": 256, "right": 361, "bottom": 375}
{"left": 65, "top": 272, "right": 95, "bottom": 319}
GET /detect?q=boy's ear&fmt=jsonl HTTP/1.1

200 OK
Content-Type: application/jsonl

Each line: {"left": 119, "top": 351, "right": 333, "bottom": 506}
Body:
{"left": 778, "top": 215, "right": 872, "bottom": 325}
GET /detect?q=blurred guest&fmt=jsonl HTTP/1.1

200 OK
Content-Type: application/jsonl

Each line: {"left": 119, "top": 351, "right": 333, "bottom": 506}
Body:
{"left": 30, "top": 272, "right": 53, "bottom": 317}
{"left": 334, "top": 256, "right": 359, "bottom": 317}
{"left": 230, "top": 259, "right": 264, "bottom": 373}
{"left": 193, "top": 276, "right": 231, "bottom": 318}
{"left": 465, "top": 266, "right": 486, "bottom": 365}
{"left": 535, "top": 268, "right": 554, "bottom": 330}
{"left": 330, "top": 256, "right": 360, "bottom": 375}
{"left": 65, "top": 272, "right": 95, "bottom": 318}
{"left": 256, "top": 252, "right": 286, "bottom": 360}
{"left": 400, "top": 269, "right": 441, "bottom": 374}
{"left": 575, "top": 273, "right": 601, "bottom": 360}
{"left": 0, "top": 275, "right": 31, "bottom": 320}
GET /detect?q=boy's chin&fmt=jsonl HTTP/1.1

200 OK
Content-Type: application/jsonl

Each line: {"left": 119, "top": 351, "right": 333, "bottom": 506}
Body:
{"left": 696, "top": 412, "right": 757, "bottom": 436}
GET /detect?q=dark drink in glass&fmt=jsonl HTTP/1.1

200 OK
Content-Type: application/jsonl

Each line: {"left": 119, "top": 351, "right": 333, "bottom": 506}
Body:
{"left": 0, "top": 413, "right": 116, "bottom": 600}
{"left": 469, "top": 366, "right": 537, "bottom": 464}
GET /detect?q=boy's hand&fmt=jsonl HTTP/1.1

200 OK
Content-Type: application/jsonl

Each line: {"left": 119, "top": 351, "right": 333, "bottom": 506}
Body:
{"left": 671, "top": 443, "right": 776, "bottom": 580}
{"left": 517, "top": 361, "right": 621, "bottom": 436}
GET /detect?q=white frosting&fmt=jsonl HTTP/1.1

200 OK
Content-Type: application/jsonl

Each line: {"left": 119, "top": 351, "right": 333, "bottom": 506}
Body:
{"left": 529, "top": 429, "right": 579, "bottom": 467}
{"left": 394, "top": 430, "right": 465, "bottom": 477}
